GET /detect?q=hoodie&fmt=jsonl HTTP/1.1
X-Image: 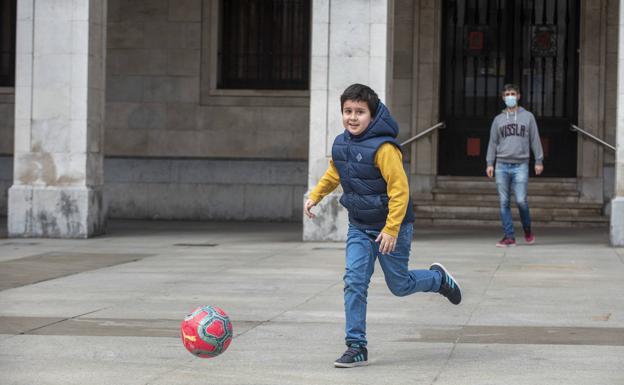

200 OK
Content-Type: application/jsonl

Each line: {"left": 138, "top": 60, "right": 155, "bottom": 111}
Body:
{"left": 486, "top": 107, "right": 544, "bottom": 167}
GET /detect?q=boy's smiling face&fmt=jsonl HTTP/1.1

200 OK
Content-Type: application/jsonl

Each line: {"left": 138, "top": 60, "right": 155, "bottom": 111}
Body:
{"left": 342, "top": 99, "right": 372, "bottom": 136}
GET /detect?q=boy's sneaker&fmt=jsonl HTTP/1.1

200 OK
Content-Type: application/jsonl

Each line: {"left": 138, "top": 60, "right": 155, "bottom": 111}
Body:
{"left": 334, "top": 344, "right": 368, "bottom": 368}
{"left": 496, "top": 237, "right": 516, "bottom": 247}
{"left": 524, "top": 231, "right": 535, "bottom": 244}
{"left": 429, "top": 263, "right": 462, "bottom": 305}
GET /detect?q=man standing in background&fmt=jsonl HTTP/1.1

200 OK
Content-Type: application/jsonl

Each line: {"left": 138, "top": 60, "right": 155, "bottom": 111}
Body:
{"left": 486, "top": 84, "right": 544, "bottom": 247}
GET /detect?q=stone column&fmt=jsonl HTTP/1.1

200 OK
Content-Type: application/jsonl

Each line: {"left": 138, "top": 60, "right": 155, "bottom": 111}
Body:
{"left": 303, "top": 0, "right": 394, "bottom": 241}
{"left": 611, "top": 0, "right": 624, "bottom": 245}
{"left": 8, "top": 0, "right": 107, "bottom": 238}
{"left": 409, "top": 0, "right": 441, "bottom": 200}
{"left": 578, "top": 0, "right": 607, "bottom": 204}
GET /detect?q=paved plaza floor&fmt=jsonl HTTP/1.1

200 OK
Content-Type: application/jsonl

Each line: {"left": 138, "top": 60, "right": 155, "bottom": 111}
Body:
{"left": 0, "top": 220, "right": 623, "bottom": 385}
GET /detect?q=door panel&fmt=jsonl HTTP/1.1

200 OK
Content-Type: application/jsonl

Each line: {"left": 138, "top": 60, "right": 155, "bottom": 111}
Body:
{"left": 439, "top": 0, "right": 579, "bottom": 177}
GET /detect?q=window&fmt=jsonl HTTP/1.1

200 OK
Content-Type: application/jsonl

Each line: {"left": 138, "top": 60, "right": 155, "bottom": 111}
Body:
{"left": 218, "top": 0, "right": 310, "bottom": 90}
{"left": 0, "top": 0, "right": 16, "bottom": 87}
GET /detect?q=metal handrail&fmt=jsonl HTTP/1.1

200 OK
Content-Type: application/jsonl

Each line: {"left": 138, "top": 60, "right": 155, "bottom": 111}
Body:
{"left": 401, "top": 122, "right": 445, "bottom": 146}
{"left": 570, "top": 124, "right": 615, "bottom": 151}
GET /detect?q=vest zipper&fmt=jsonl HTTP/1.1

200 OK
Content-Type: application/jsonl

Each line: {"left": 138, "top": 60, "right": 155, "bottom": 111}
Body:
{"left": 346, "top": 136, "right": 352, "bottom": 207}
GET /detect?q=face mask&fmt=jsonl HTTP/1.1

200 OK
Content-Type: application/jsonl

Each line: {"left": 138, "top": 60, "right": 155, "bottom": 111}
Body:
{"left": 504, "top": 95, "right": 517, "bottom": 108}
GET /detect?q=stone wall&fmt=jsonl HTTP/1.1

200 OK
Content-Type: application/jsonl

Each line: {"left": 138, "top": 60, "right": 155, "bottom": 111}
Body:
{"left": 103, "top": 0, "right": 308, "bottom": 220}
{"left": 105, "top": 0, "right": 309, "bottom": 159}
{"left": 1, "top": 155, "right": 306, "bottom": 221}
{"left": 105, "top": 158, "right": 306, "bottom": 221}
{"left": 1, "top": 0, "right": 617, "bottom": 224}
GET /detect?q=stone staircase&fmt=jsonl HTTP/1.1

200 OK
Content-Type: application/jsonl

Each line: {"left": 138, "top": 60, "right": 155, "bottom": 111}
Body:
{"left": 413, "top": 176, "right": 608, "bottom": 227}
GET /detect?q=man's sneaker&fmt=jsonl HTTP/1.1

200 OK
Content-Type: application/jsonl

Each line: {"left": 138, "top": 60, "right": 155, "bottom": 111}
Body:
{"left": 334, "top": 344, "right": 368, "bottom": 368}
{"left": 496, "top": 237, "right": 516, "bottom": 247}
{"left": 524, "top": 231, "right": 535, "bottom": 244}
{"left": 429, "top": 263, "right": 462, "bottom": 305}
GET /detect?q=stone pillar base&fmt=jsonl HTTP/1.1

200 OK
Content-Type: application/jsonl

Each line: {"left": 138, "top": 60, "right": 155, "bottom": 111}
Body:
{"left": 8, "top": 185, "right": 106, "bottom": 238}
{"left": 610, "top": 197, "right": 624, "bottom": 246}
{"left": 579, "top": 177, "right": 604, "bottom": 203}
{"left": 410, "top": 174, "right": 435, "bottom": 200}
{"left": 302, "top": 192, "right": 348, "bottom": 241}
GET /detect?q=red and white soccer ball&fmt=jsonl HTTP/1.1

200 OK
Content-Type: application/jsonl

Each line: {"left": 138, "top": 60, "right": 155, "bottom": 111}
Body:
{"left": 180, "top": 305, "right": 233, "bottom": 358}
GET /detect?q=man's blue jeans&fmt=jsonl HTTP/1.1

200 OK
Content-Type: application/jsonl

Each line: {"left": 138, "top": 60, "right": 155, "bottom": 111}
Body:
{"left": 343, "top": 223, "right": 441, "bottom": 346}
{"left": 495, "top": 162, "right": 532, "bottom": 238}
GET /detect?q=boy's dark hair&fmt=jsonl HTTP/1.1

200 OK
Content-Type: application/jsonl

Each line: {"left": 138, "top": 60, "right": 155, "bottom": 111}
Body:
{"left": 502, "top": 83, "right": 521, "bottom": 94}
{"left": 340, "top": 84, "right": 380, "bottom": 116}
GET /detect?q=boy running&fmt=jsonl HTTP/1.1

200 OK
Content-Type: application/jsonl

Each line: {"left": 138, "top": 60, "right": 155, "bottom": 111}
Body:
{"left": 304, "top": 84, "right": 462, "bottom": 368}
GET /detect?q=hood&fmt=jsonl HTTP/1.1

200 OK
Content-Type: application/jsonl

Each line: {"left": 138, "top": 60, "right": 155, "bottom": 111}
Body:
{"left": 501, "top": 106, "right": 527, "bottom": 123}
{"left": 345, "top": 102, "right": 398, "bottom": 141}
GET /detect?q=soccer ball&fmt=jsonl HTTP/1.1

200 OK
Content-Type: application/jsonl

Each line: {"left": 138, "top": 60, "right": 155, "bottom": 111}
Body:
{"left": 180, "top": 305, "right": 233, "bottom": 358}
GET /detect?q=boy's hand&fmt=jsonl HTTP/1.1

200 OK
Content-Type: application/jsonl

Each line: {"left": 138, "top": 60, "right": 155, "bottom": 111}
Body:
{"left": 375, "top": 232, "right": 396, "bottom": 254}
{"left": 486, "top": 166, "right": 494, "bottom": 178}
{"left": 535, "top": 165, "right": 544, "bottom": 175}
{"left": 304, "top": 199, "right": 318, "bottom": 219}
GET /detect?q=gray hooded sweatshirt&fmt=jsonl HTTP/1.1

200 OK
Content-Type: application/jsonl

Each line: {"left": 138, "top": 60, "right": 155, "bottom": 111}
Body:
{"left": 486, "top": 107, "right": 544, "bottom": 167}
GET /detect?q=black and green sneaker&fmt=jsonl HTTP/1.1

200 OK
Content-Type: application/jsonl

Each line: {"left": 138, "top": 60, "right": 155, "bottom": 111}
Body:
{"left": 334, "top": 344, "right": 368, "bottom": 368}
{"left": 430, "top": 263, "right": 462, "bottom": 305}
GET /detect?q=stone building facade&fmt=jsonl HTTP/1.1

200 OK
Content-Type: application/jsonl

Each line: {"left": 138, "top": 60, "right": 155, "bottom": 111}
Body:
{"left": 0, "top": 0, "right": 622, "bottom": 244}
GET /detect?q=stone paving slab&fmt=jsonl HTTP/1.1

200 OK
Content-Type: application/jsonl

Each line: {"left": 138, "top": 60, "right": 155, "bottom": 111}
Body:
{"left": 0, "top": 252, "right": 152, "bottom": 290}
{"left": 0, "top": 220, "right": 622, "bottom": 385}
{"left": 436, "top": 344, "right": 624, "bottom": 385}
{"left": 0, "top": 316, "right": 262, "bottom": 338}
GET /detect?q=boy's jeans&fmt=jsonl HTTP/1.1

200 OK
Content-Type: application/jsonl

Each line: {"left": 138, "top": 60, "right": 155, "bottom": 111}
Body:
{"left": 495, "top": 161, "right": 532, "bottom": 238}
{"left": 344, "top": 223, "right": 441, "bottom": 347}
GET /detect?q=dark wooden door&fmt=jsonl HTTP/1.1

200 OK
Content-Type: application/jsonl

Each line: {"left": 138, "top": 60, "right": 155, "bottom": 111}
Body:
{"left": 439, "top": 0, "right": 579, "bottom": 177}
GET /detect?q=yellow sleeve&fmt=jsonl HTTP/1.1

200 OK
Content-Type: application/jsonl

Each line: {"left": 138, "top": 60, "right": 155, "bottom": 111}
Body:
{"left": 375, "top": 143, "right": 409, "bottom": 238}
{"left": 309, "top": 160, "right": 341, "bottom": 203}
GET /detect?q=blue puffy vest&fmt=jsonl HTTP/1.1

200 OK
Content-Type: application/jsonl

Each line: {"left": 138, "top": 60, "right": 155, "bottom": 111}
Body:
{"left": 332, "top": 102, "right": 415, "bottom": 231}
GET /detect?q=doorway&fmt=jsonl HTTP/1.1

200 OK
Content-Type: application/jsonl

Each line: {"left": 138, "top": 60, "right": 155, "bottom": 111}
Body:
{"left": 439, "top": 0, "right": 579, "bottom": 177}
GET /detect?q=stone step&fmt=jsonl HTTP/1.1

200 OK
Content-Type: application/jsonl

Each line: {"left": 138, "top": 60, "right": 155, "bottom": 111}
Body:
{"left": 431, "top": 188, "right": 580, "bottom": 197}
{"left": 430, "top": 193, "right": 583, "bottom": 204}
{"left": 413, "top": 209, "right": 609, "bottom": 223}
{"left": 437, "top": 175, "right": 578, "bottom": 183}
{"left": 436, "top": 176, "right": 577, "bottom": 190}
{"left": 414, "top": 218, "right": 608, "bottom": 228}
{"left": 415, "top": 199, "right": 603, "bottom": 210}
{"left": 416, "top": 176, "right": 607, "bottom": 228}
{"left": 435, "top": 176, "right": 578, "bottom": 192}
{"left": 414, "top": 205, "right": 602, "bottom": 218}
